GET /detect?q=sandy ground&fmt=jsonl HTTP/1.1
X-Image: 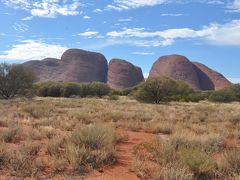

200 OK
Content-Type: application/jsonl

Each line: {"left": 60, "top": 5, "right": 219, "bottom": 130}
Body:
{"left": 86, "top": 130, "right": 155, "bottom": 180}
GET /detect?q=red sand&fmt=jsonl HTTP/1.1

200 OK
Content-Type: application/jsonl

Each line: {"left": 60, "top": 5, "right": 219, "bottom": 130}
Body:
{"left": 86, "top": 130, "right": 155, "bottom": 180}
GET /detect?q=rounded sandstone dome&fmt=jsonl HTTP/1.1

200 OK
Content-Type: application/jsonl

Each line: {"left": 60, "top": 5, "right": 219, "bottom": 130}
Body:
{"left": 149, "top": 54, "right": 200, "bottom": 89}
{"left": 192, "top": 62, "right": 231, "bottom": 90}
{"left": 108, "top": 59, "right": 144, "bottom": 89}
{"left": 60, "top": 49, "right": 108, "bottom": 83}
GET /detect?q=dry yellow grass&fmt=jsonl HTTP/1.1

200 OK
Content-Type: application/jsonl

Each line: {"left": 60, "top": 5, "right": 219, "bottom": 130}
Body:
{"left": 0, "top": 97, "right": 239, "bottom": 179}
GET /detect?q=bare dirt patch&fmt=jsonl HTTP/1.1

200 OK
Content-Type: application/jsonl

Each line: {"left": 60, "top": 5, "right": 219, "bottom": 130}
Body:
{"left": 87, "top": 129, "right": 155, "bottom": 180}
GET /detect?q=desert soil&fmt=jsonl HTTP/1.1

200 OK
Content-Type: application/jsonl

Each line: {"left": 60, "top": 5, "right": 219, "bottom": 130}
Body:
{"left": 86, "top": 129, "right": 155, "bottom": 180}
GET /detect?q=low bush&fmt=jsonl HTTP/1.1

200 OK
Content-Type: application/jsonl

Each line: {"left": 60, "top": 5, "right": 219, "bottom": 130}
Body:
{"left": 37, "top": 81, "right": 62, "bottom": 97}
{"left": 87, "top": 82, "right": 111, "bottom": 97}
{"left": 37, "top": 81, "right": 110, "bottom": 98}
{"left": 108, "top": 94, "right": 119, "bottom": 101}
{"left": 63, "top": 124, "right": 117, "bottom": 172}
{"left": 71, "top": 124, "right": 116, "bottom": 150}
{"left": 61, "top": 82, "right": 80, "bottom": 97}
{"left": 187, "top": 91, "right": 211, "bottom": 102}
{"left": 171, "top": 132, "right": 225, "bottom": 153}
{"left": 180, "top": 148, "right": 216, "bottom": 179}
{"left": 134, "top": 77, "right": 193, "bottom": 104}
{"left": 134, "top": 77, "right": 179, "bottom": 103}
{"left": 0, "top": 63, "right": 36, "bottom": 99}
{"left": 209, "top": 89, "right": 237, "bottom": 102}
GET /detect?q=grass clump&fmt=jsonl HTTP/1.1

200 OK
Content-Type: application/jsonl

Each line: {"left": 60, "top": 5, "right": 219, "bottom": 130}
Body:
{"left": 10, "top": 142, "right": 41, "bottom": 176}
{"left": 0, "top": 142, "right": 9, "bottom": 167}
{"left": 71, "top": 124, "right": 116, "bottom": 149}
{"left": 170, "top": 132, "right": 225, "bottom": 153}
{"left": 221, "top": 149, "right": 240, "bottom": 175}
{"left": 180, "top": 148, "right": 216, "bottom": 179}
{"left": 1, "top": 126, "right": 23, "bottom": 143}
{"left": 65, "top": 124, "right": 117, "bottom": 172}
{"left": 23, "top": 103, "right": 53, "bottom": 118}
{"left": 155, "top": 165, "right": 193, "bottom": 180}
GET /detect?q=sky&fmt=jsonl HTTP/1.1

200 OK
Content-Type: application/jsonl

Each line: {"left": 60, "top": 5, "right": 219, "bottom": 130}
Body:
{"left": 0, "top": 0, "right": 240, "bottom": 82}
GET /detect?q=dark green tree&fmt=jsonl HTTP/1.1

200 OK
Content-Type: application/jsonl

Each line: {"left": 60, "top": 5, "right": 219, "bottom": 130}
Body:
{"left": 0, "top": 63, "right": 36, "bottom": 99}
{"left": 135, "top": 76, "right": 179, "bottom": 104}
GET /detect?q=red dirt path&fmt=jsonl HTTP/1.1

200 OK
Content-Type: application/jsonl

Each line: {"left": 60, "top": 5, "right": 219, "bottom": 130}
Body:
{"left": 86, "top": 130, "right": 155, "bottom": 180}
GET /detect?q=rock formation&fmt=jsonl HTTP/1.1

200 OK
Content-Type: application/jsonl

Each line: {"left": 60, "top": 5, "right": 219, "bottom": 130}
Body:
{"left": 108, "top": 59, "right": 144, "bottom": 89}
{"left": 149, "top": 55, "right": 201, "bottom": 89}
{"left": 192, "top": 62, "right": 231, "bottom": 90}
{"left": 24, "top": 50, "right": 231, "bottom": 91}
{"left": 23, "top": 49, "right": 108, "bottom": 83}
{"left": 149, "top": 54, "right": 231, "bottom": 90}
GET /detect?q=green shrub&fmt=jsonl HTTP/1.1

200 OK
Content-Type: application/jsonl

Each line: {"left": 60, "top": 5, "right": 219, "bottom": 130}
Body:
{"left": 180, "top": 148, "right": 216, "bottom": 179}
{"left": 89, "top": 82, "right": 111, "bottom": 97}
{"left": 134, "top": 77, "right": 193, "bottom": 104}
{"left": 78, "top": 82, "right": 110, "bottom": 97}
{"left": 209, "top": 89, "right": 237, "bottom": 102}
{"left": 37, "top": 81, "right": 62, "bottom": 97}
{"left": 175, "top": 81, "right": 194, "bottom": 95}
{"left": 0, "top": 63, "right": 36, "bottom": 99}
{"left": 110, "top": 89, "right": 123, "bottom": 96}
{"left": 170, "top": 133, "right": 225, "bottom": 153}
{"left": 187, "top": 91, "right": 211, "bottom": 102}
{"left": 108, "top": 94, "right": 119, "bottom": 101}
{"left": 37, "top": 81, "right": 110, "bottom": 98}
{"left": 227, "top": 84, "right": 240, "bottom": 101}
{"left": 61, "top": 82, "right": 80, "bottom": 97}
{"left": 71, "top": 124, "right": 116, "bottom": 150}
{"left": 47, "top": 82, "right": 62, "bottom": 97}
{"left": 65, "top": 124, "right": 117, "bottom": 171}
{"left": 134, "top": 77, "right": 177, "bottom": 103}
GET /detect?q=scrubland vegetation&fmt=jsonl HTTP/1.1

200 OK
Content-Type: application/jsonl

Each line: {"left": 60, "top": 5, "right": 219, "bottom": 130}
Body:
{"left": 0, "top": 97, "right": 239, "bottom": 179}
{"left": 0, "top": 63, "right": 240, "bottom": 179}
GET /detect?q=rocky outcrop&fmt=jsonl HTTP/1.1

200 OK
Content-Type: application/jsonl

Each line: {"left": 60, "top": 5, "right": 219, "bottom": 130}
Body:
{"left": 192, "top": 62, "right": 231, "bottom": 90}
{"left": 24, "top": 50, "right": 231, "bottom": 91}
{"left": 108, "top": 59, "right": 144, "bottom": 89}
{"left": 149, "top": 55, "right": 201, "bottom": 89}
{"left": 23, "top": 49, "right": 108, "bottom": 83}
{"left": 149, "top": 54, "right": 231, "bottom": 90}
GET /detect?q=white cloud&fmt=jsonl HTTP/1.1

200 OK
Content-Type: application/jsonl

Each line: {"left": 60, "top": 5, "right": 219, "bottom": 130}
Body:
{"left": 118, "top": 18, "right": 132, "bottom": 22}
{"left": 0, "top": 40, "right": 67, "bottom": 61}
{"left": 83, "top": 15, "right": 91, "bottom": 19}
{"left": 21, "top": 16, "right": 33, "bottom": 21}
{"left": 106, "top": 0, "right": 225, "bottom": 11}
{"left": 93, "top": 8, "right": 102, "bottom": 13}
{"left": 13, "top": 23, "right": 29, "bottom": 32}
{"left": 205, "top": 0, "right": 224, "bottom": 5}
{"left": 160, "top": 13, "right": 183, "bottom": 16}
{"left": 206, "top": 20, "right": 240, "bottom": 45}
{"left": 227, "top": 0, "right": 240, "bottom": 12}
{"left": 105, "top": 20, "right": 240, "bottom": 47}
{"left": 132, "top": 52, "right": 154, "bottom": 55}
{"left": 3, "top": 0, "right": 82, "bottom": 18}
{"left": 78, "top": 31, "right": 99, "bottom": 38}
{"left": 106, "top": 0, "right": 168, "bottom": 11}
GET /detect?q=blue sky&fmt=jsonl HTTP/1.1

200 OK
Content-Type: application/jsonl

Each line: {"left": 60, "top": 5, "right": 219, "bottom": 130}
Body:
{"left": 0, "top": 0, "right": 240, "bottom": 82}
